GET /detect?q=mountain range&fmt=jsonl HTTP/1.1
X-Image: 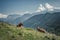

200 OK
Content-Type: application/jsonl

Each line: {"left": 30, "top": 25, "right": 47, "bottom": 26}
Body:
{"left": 0, "top": 8, "right": 60, "bottom": 35}
{"left": 23, "top": 12, "right": 60, "bottom": 36}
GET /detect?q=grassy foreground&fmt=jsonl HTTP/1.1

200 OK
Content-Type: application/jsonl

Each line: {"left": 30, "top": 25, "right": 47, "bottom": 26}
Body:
{"left": 0, "top": 22, "right": 60, "bottom": 40}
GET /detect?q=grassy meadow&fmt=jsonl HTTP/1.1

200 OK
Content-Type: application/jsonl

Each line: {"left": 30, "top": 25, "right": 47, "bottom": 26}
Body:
{"left": 0, "top": 22, "right": 60, "bottom": 40}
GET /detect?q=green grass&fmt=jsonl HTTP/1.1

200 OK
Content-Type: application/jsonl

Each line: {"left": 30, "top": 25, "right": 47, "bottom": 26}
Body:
{"left": 0, "top": 22, "right": 60, "bottom": 40}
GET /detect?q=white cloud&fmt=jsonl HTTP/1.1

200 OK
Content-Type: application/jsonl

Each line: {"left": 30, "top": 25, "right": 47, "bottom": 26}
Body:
{"left": 16, "top": 11, "right": 30, "bottom": 15}
{"left": 36, "top": 4, "right": 46, "bottom": 12}
{"left": 24, "top": 11, "right": 29, "bottom": 14}
{"left": 54, "top": 7, "right": 60, "bottom": 9}
{"left": 22, "top": 11, "right": 30, "bottom": 15}
{"left": 0, "top": 13, "right": 8, "bottom": 18}
{"left": 36, "top": 9, "right": 41, "bottom": 12}
{"left": 45, "top": 3, "right": 54, "bottom": 11}
{"left": 35, "top": 3, "right": 60, "bottom": 13}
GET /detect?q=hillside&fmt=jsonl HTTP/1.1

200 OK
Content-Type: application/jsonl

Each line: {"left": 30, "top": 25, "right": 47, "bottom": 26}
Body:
{"left": 0, "top": 22, "right": 60, "bottom": 40}
{"left": 23, "top": 12, "right": 60, "bottom": 36}
{"left": 14, "top": 14, "right": 33, "bottom": 24}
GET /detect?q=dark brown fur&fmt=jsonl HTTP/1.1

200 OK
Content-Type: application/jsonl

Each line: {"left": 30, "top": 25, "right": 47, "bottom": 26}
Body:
{"left": 17, "top": 23, "right": 23, "bottom": 27}
{"left": 37, "top": 27, "right": 46, "bottom": 33}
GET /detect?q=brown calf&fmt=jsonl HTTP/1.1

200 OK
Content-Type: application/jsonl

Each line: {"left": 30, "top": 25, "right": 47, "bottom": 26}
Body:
{"left": 17, "top": 23, "right": 23, "bottom": 27}
{"left": 37, "top": 26, "right": 46, "bottom": 33}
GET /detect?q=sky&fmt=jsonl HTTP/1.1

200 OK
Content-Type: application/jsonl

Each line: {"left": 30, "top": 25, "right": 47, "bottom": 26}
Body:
{"left": 0, "top": 0, "right": 60, "bottom": 16}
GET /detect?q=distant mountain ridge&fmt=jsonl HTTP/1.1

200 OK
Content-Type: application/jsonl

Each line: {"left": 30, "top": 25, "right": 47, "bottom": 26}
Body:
{"left": 0, "top": 13, "right": 33, "bottom": 24}
{"left": 23, "top": 12, "right": 60, "bottom": 35}
{"left": 0, "top": 12, "right": 60, "bottom": 35}
{"left": 0, "top": 14, "right": 21, "bottom": 24}
{"left": 14, "top": 14, "right": 33, "bottom": 24}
